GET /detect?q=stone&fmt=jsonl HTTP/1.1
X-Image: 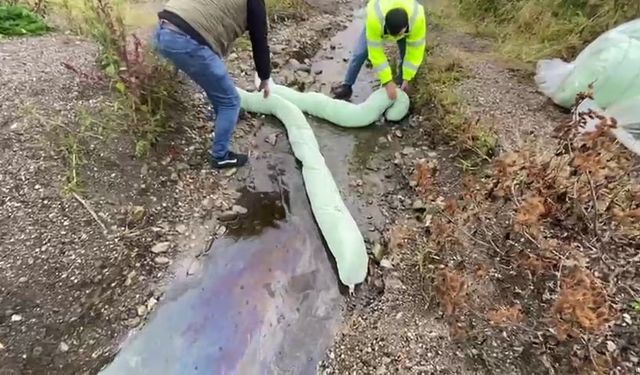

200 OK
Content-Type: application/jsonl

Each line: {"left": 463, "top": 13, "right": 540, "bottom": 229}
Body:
{"left": 232, "top": 205, "right": 248, "bottom": 215}
{"left": 129, "top": 206, "right": 146, "bottom": 224}
{"left": 202, "top": 197, "right": 215, "bottom": 210}
{"left": 146, "top": 297, "right": 158, "bottom": 311}
{"left": 150, "top": 242, "right": 171, "bottom": 254}
{"left": 176, "top": 224, "right": 188, "bottom": 234}
{"left": 187, "top": 260, "right": 202, "bottom": 276}
{"left": 411, "top": 199, "right": 426, "bottom": 211}
{"left": 371, "top": 242, "right": 384, "bottom": 262}
{"left": 154, "top": 256, "right": 170, "bottom": 265}
{"left": 401, "top": 146, "right": 415, "bottom": 155}
{"left": 125, "top": 317, "right": 141, "bottom": 327}
{"left": 136, "top": 305, "right": 147, "bottom": 317}
{"left": 218, "top": 210, "right": 238, "bottom": 222}
{"left": 10, "top": 314, "right": 22, "bottom": 322}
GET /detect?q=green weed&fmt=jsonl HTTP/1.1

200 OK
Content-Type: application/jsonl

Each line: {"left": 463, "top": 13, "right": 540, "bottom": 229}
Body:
{"left": 0, "top": 4, "right": 49, "bottom": 36}
{"left": 60, "top": 0, "right": 179, "bottom": 158}
{"left": 453, "top": 0, "right": 640, "bottom": 60}
{"left": 266, "top": 0, "right": 308, "bottom": 22}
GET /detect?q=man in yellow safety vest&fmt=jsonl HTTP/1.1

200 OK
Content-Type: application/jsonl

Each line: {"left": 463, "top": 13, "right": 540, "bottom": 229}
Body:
{"left": 332, "top": 0, "right": 426, "bottom": 101}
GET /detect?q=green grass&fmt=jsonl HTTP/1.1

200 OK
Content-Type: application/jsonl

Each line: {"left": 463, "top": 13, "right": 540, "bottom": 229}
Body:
{"left": 0, "top": 4, "right": 49, "bottom": 36}
{"left": 452, "top": 0, "right": 640, "bottom": 61}
{"left": 265, "top": 0, "right": 308, "bottom": 22}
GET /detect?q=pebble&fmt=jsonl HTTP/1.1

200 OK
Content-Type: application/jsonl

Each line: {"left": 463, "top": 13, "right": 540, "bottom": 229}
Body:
{"left": 380, "top": 259, "right": 393, "bottom": 269}
{"left": 136, "top": 305, "right": 147, "bottom": 317}
{"left": 154, "top": 256, "right": 170, "bottom": 265}
{"left": 219, "top": 210, "right": 238, "bottom": 222}
{"left": 224, "top": 168, "right": 237, "bottom": 177}
{"left": 216, "top": 225, "right": 227, "bottom": 236}
{"left": 125, "top": 317, "right": 141, "bottom": 327}
{"left": 129, "top": 206, "right": 146, "bottom": 224}
{"left": 146, "top": 297, "right": 158, "bottom": 311}
{"left": 176, "top": 224, "right": 188, "bottom": 234}
{"left": 371, "top": 242, "right": 384, "bottom": 262}
{"left": 59, "top": 341, "right": 69, "bottom": 352}
{"left": 401, "top": 146, "right": 415, "bottom": 155}
{"left": 187, "top": 260, "right": 202, "bottom": 276}
{"left": 411, "top": 199, "right": 426, "bottom": 211}
{"left": 10, "top": 314, "right": 22, "bottom": 322}
{"left": 232, "top": 205, "right": 248, "bottom": 215}
{"left": 202, "top": 197, "right": 215, "bottom": 210}
{"left": 150, "top": 242, "right": 171, "bottom": 254}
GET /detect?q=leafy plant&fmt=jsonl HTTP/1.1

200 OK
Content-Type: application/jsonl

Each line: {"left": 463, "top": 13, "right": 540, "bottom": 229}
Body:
{"left": 0, "top": 4, "right": 50, "bottom": 36}
{"left": 61, "top": 0, "right": 179, "bottom": 158}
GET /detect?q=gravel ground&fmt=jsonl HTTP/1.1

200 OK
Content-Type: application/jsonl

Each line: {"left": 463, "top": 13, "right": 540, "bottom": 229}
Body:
{"left": 432, "top": 29, "right": 569, "bottom": 152}
{"left": 0, "top": 3, "right": 360, "bottom": 373}
{"left": 0, "top": 1, "right": 585, "bottom": 374}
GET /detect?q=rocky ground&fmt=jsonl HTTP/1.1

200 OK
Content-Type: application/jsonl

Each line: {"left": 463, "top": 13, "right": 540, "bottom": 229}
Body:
{"left": 0, "top": 1, "right": 366, "bottom": 373}
{"left": 320, "top": 6, "right": 639, "bottom": 375}
{"left": 2, "top": 0, "right": 638, "bottom": 374}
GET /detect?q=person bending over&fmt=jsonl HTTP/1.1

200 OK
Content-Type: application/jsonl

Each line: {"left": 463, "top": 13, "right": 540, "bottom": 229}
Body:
{"left": 332, "top": 0, "right": 426, "bottom": 101}
{"left": 154, "top": 0, "right": 271, "bottom": 169}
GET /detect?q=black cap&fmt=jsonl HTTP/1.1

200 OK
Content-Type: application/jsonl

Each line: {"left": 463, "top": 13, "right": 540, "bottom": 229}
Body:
{"left": 384, "top": 8, "right": 409, "bottom": 36}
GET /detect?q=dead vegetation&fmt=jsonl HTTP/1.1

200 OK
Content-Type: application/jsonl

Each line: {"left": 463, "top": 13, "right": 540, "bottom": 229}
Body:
{"left": 416, "top": 92, "right": 640, "bottom": 373}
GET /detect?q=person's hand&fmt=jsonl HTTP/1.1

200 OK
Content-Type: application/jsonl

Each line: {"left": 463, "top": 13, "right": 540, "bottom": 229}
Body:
{"left": 385, "top": 81, "right": 398, "bottom": 100}
{"left": 258, "top": 79, "right": 270, "bottom": 98}
{"left": 400, "top": 80, "right": 410, "bottom": 93}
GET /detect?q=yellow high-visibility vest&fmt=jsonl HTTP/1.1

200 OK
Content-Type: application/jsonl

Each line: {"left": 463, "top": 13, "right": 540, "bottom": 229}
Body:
{"left": 365, "top": 0, "right": 427, "bottom": 84}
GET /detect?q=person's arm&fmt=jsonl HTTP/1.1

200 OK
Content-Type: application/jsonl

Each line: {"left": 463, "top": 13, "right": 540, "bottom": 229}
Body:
{"left": 365, "top": 4, "right": 393, "bottom": 85}
{"left": 402, "top": 5, "right": 427, "bottom": 82}
{"left": 247, "top": 0, "right": 271, "bottom": 81}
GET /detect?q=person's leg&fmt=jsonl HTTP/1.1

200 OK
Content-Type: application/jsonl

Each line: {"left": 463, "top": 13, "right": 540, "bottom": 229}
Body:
{"left": 344, "top": 27, "right": 369, "bottom": 86}
{"left": 333, "top": 27, "right": 368, "bottom": 100}
{"left": 396, "top": 37, "right": 407, "bottom": 85}
{"left": 154, "top": 22, "right": 245, "bottom": 168}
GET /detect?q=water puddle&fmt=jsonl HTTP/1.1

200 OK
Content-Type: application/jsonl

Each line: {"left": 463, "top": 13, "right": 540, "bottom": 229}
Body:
{"left": 101, "top": 8, "right": 392, "bottom": 375}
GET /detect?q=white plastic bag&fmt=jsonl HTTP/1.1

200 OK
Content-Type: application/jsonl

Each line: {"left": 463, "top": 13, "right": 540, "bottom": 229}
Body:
{"left": 536, "top": 18, "right": 640, "bottom": 109}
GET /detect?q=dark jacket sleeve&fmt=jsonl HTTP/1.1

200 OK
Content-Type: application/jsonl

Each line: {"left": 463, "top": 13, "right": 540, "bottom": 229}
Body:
{"left": 247, "top": 0, "right": 271, "bottom": 81}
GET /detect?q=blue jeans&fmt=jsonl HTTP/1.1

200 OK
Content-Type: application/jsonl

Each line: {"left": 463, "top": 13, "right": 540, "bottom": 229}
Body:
{"left": 153, "top": 22, "right": 240, "bottom": 159}
{"left": 344, "top": 27, "right": 406, "bottom": 86}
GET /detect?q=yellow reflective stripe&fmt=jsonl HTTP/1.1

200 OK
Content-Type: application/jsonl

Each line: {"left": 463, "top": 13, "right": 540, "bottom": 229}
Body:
{"left": 373, "top": 61, "right": 390, "bottom": 73}
{"left": 367, "top": 39, "right": 383, "bottom": 47}
{"left": 403, "top": 61, "right": 419, "bottom": 71}
{"left": 406, "top": 37, "right": 424, "bottom": 47}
